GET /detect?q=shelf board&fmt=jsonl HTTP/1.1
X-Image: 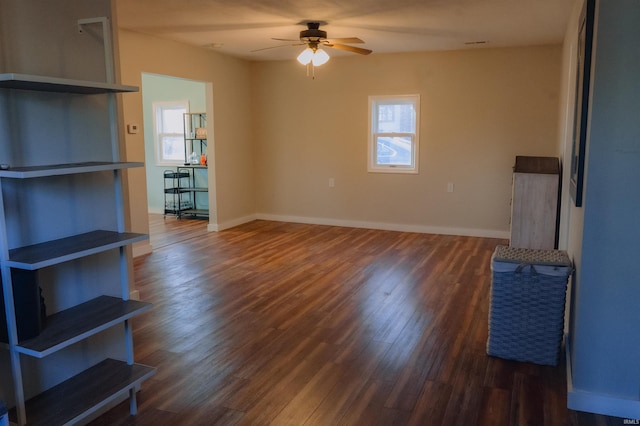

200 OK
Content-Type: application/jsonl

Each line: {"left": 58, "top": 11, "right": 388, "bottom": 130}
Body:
{"left": 6, "top": 230, "right": 148, "bottom": 270}
{"left": 0, "top": 73, "right": 138, "bottom": 94}
{"left": 182, "top": 187, "right": 208, "bottom": 192}
{"left": 164, "top": 189, "right": 190, "bottom": 194}
{"left": 10, "top": 358, "right": 155, "bottom": 426}
{"left": 164, "top": 172, "right": 190, "bottom": 179}
{"left": 0, "top": 161, "right": 143, "bottom": 179}
{"left": 16, "top": 296, "right": 151, "bottom": 358}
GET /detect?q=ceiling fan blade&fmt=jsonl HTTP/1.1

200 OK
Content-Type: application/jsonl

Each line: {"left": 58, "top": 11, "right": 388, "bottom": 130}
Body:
{"left": 326, "top": 43, "right": 372, "bottom": 55}
{"left": 251, "top": 43, "right": 303, "bottom": 52}
{"left": 325, "top": 37, "right": 364, "bottom": 44}
{"left": 272, "top": 37, "right": 300, "bottom": 42}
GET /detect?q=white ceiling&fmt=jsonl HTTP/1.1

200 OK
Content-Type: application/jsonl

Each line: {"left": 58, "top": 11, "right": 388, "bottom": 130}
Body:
{"left": 116, "top": 0, "right": 575, "bottom": 62}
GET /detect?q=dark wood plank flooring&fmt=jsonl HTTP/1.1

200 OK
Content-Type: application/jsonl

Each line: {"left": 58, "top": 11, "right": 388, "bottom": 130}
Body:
{"left": 90, "top": 215, "right": 625, "bottom": 425}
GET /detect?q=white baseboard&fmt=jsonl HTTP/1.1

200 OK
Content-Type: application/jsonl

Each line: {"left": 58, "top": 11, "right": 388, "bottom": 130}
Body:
{"left": 255, "top": 213, "right": 510, "bottom": 239}
{"left": 150, "top": 209, "right": 508, "bottom": 239}
{"left": 208, "top": 214, "right": 258, "bottom": 232}
{"left": 148, "top": 207, "right": 164, "bottom": 215}
{"left": 566, "top": 334, "right": 640, "bottom": 419}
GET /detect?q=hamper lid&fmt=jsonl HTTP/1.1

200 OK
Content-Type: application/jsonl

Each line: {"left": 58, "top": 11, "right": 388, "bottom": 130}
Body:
{"left": 492, "top": 245, "right": 571, "bottom": 267}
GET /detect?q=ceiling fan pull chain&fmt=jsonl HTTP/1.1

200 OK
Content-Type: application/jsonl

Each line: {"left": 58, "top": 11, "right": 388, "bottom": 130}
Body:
{"left": 306, "top": 62, "right": 316, "bottom": 79}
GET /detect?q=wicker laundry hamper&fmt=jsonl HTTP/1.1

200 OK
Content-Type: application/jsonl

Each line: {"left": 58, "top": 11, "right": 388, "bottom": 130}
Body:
{"left": 487, "top": 245, "right": 572, "bottom": 366}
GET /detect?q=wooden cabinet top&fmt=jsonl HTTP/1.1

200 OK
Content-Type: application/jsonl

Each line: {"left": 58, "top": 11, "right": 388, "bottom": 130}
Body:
{"left": 514, "top": 156, "right": 559, "bottom": 174}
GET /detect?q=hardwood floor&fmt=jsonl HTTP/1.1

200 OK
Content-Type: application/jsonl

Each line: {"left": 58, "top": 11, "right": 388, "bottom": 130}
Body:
{"left": 90, "top": 215, "right": 624, "bottom": 425}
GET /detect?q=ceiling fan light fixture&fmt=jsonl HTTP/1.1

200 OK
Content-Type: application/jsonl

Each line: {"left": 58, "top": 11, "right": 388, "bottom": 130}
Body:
{"left": 297, "top": 47, "right": 330, "bottom": 66}
{"left": 297, "top": 48, "right": 314, "bottom": 65}
{"left": 311, "top": 48, "right": 330, "bottom": 66}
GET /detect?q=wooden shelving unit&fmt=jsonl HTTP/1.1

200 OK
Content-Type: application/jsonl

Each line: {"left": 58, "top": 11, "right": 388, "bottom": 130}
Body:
{"left": 0, "top": 73, "right": 137, "bottom": 94}
{"left": 0, "top": 13, "right": 155, "bottom": 425}
{"left": 7, "top": 230, "right": 147, "bottom": 270}
{"left": 15, "top": 296, "right": 151, "bottom": 358}
{"left": 0, "top": 161, "right": 143, "bottom": 179}
{"left": 16, "top": 359, "right": 154, "bottom": 426}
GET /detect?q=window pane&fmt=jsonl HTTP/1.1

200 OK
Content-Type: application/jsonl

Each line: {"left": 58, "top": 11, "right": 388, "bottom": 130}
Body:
{"left": 162, "top": 136, "right": 185, "bottom": 161}
{"left": 378, "top": 105, "right": 394, "bottom": 122}
{"left": 376, "top": 136, "right": 412, "bottom": 165}
{"left": 368, "top": 95, "right": 419, "bottom": 173}
{"left": 161, "top": 108, "right": 186, "bottom": 133}
{"left": 376, "top": 103, "right": 415, "bottom": 133}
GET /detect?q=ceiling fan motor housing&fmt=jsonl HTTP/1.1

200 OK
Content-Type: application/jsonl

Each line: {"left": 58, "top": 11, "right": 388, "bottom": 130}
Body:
{"left": 300, "top": 22, "right": 327, "bottom": 42}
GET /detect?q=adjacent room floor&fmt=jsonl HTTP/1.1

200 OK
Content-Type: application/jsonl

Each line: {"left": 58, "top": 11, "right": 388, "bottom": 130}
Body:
{"left": 90, "top": 215, "right": 623, "bottom": 425}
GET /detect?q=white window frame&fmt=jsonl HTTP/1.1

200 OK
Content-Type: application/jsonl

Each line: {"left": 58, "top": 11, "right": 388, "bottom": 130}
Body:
{"left": 368, "top": 94, "right": 420, "bottom": 174}
{"left": 153, "top": 100, "right": 189, "bottom": 166}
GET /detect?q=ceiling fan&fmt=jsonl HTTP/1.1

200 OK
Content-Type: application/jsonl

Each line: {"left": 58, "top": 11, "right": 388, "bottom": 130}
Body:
{"left": 254, "top": 21, "right": 373, "bottom": 59}
{"left": 255, "top": 21, "right": 372, "bottom": 78}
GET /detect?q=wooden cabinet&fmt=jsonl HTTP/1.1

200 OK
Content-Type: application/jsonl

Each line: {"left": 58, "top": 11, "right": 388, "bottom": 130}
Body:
{"left": 510, "top": 156, "right": 559, "bottom": 249}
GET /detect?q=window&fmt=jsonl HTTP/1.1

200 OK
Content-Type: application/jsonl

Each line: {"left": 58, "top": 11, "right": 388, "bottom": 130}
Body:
{"left": 153, "top": 101, "right": 189, "bottom": 165}
{"left": 368, "top": 95, "right": 420, "bottom": 173}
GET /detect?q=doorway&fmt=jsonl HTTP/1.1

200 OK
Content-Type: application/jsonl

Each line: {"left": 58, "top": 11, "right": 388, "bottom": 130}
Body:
{"left": 140, "top": 73, "right": 213, "bottom": 246}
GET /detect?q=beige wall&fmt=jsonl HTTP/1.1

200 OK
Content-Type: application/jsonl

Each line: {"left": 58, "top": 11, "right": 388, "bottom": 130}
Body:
{"left": 117, "top": 29, "right": 255, "bottom": 249}
{"left": 252, "top": 46, "right": 562, "bottom": 237}
{"left": 116, "top": 27, "right": 561, "bottom": 241}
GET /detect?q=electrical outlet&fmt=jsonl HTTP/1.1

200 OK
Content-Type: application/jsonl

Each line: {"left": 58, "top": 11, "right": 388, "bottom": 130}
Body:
{"left": 329, "top": 178, "right": 335, "bottom": 188}
{"left": 447, "top": 182, "right": 454, "bottom": 193}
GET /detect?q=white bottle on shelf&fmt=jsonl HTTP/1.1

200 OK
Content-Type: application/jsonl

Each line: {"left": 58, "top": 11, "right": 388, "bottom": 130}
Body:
{"left": 190, "top": 152, "right": 199, "bottom": 165}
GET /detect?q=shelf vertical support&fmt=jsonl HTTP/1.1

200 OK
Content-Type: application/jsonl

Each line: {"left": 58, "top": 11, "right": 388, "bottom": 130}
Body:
{"left": 78, "top": 17, "right": 125, "bottom": 229}
{"left": 77, "top": 17, "right": 114, "bottom": 84}
{"left": 0, "top": 180, "right": 27, "bottom": 425}
{"left": 77, "top": 16, "right": 123, "bottom": 212}
{"left": 129, "top": 388, "right": 138, "bottom": 415}
{"left": 80, "top": 15, "right": 139, "bottom": 418}
{"left": 1, "top": 268, "right": 26, "bottom": 426}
